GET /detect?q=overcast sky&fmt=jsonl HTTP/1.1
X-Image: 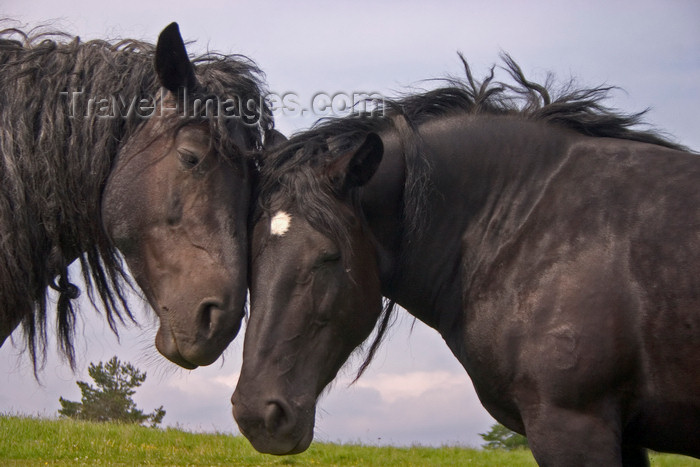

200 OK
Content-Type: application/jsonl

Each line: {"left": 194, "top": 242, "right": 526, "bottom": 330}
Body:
{"left": 1, "top": 0, "right": 699, "bottom": 450}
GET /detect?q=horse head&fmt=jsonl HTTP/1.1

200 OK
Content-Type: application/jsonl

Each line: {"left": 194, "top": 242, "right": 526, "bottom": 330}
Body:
{"left": 102, "top": 23, "right": 255, "bottom": 369}
{"left": 232, "top": 133, "right": 385, "bottom": 454}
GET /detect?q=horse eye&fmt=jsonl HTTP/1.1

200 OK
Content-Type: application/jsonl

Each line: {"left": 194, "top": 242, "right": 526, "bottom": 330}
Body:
{"left": 177, "top": 149, "right": 201, "bottom": 169}
{"left": 316, "top": 251, "right": 341, "bottom": 267}
{"left": 323, "top": 251, "right": 341, "bottom": 262}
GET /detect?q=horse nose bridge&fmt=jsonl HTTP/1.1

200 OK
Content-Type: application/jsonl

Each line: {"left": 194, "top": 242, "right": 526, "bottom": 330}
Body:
{"left": 161, "top": 249, "right": 245, "bottom": 322}
{"left": 175, "top": 211, "right": 248, "bottom": 277}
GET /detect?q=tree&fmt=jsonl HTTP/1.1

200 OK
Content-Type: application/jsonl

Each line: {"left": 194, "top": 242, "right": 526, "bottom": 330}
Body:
{"left": 58, "top": 356, "right": 165, "bottom": 427}
{"left": 479, "top": 423, "right": 529, "bottom": 450}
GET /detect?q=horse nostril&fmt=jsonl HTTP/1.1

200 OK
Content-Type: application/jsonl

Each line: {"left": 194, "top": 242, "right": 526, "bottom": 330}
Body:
{"left": 264, "top": 400, "right": 295, "bottom": 435}
{"left": 197, "top": 299, "right": 224, "bottom": 332}
{"left": 199, "top": 303, "right": 213, "bottom": 330}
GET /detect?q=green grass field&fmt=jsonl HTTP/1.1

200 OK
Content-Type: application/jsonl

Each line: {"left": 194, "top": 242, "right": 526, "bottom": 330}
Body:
{"left": 1, "top": 415, "right": 698, "bottom": 466}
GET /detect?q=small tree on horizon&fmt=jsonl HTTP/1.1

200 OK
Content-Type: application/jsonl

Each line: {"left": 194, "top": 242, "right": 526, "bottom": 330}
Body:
{"left": 58, "top": 356, "right": 165, "bottom": 427}
{"left": 479, "top": 423, "right": 529, "bottom": 450}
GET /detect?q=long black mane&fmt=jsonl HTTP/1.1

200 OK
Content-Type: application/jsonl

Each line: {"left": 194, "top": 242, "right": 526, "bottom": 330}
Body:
{"left": 262, "top": 54, "right": 685, "bottom": 242}
{"left": 259, "top": 54, "right": 687, "bottom": 378}
{"left": 0, "top": 25, "right": 273, "bottom": 369}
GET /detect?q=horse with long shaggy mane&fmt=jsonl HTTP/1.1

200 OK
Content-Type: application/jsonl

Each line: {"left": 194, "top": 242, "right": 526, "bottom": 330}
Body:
{"left": 0, "top": 22, "right": 273, "bottom": 371}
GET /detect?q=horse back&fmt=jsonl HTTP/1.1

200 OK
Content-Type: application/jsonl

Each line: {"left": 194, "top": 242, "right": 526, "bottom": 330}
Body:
{"left": 460, "top": 137, "right": 700, "bottom": 444}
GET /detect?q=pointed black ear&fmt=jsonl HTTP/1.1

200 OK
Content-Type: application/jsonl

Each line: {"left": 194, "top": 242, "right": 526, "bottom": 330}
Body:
{"left": 264, "top": 129, "right": 288, "bottom": 150}
{"left": 155, "top": 22, "right": 197, "bottom": 94}
{"left": 329, "top": 132, "right": 384, "bottom": 192}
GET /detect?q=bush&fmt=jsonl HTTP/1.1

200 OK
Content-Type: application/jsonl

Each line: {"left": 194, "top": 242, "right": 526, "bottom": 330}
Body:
{"left": 479, "top": 423, "right": 528, "bottom": 450}
{"left": 58, "top": 356, "right": 165, "bottom": 427}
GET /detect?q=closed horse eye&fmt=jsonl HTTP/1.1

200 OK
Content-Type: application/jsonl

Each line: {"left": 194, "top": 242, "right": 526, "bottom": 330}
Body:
{"left": 321, "top": 251, "right": 341, "bottom": 263}
{"left": 314, "top": 251, "right": 341, "bottom": 268}
{"left": 312, "top": 313, "right": 332, "bottom": 326}
{"left": 177, "top": 148, "right": 201, "bottom": 169}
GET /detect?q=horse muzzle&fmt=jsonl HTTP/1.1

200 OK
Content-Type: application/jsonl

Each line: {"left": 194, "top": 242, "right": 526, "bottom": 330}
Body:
{"left": 231, "top": 392, "right": 315, "bottom": 455}
{"left": 155, "top": 297, "right": 244, "bottom": 368}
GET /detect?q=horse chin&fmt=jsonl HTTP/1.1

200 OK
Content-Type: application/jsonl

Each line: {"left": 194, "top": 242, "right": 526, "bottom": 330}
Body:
{"left": 154, "top": 326, "right": 199, "bottom": 370}
{"left": 154, "top": 316, "right": 242, "bottom": 369}
{"left": 279, "top": 429, "right": 314, "bottom": 456}
{"left": 237, "top": 418, "right": 314, "bottom": 456}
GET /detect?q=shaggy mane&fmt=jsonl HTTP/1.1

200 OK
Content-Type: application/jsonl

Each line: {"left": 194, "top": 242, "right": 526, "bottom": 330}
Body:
{"left": 261, "top": 53, "right": 685, "bottom": 257}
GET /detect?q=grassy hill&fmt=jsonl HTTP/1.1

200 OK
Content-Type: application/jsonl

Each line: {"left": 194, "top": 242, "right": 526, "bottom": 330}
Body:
{"left": 1, "top": 415, "right": 698, "bottom": 466}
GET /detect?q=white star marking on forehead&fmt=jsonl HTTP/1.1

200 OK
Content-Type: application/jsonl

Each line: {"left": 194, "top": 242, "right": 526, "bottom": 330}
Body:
{"left": 270, "top": 210, "right": 291, "bottom": 236}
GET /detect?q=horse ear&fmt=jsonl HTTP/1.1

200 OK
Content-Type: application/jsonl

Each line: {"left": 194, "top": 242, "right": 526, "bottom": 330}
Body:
{"left": 265, "top": 129, "right": 288, "bottom": 150}
{"left": 329, "top": 132, "right": 384, "bottom": 192}
{"left": 155, "top": 22, "right": 197, "bottom": 94}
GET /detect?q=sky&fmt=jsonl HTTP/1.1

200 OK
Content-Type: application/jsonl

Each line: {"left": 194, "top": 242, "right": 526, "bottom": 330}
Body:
{"left": 1, "top": 0, "right": 699, "bottom": 450}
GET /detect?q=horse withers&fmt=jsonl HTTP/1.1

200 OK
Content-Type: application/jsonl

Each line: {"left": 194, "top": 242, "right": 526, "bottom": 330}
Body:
{"left": 232, "top": 58, "right": 700, "bottom": 465}
{"left": 0, "top": 23, "right": 273, "bottom": 369}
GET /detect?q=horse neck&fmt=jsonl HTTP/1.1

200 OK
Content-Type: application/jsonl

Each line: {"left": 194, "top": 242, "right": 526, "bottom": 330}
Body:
{"left": 361, "top": 114, "right": 578, "bottom": 333}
